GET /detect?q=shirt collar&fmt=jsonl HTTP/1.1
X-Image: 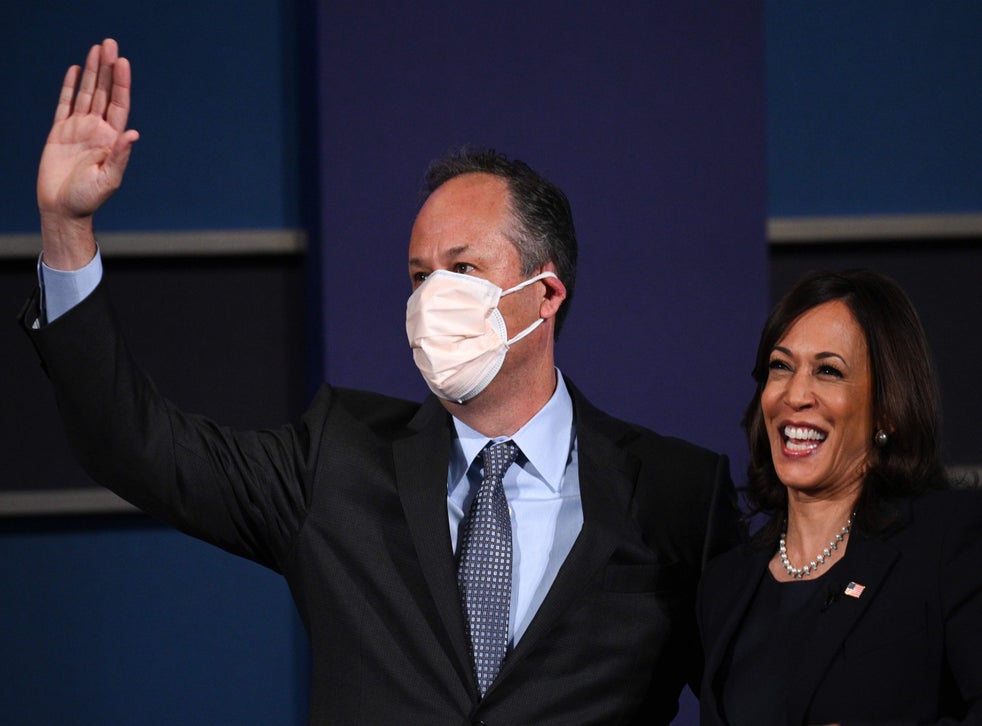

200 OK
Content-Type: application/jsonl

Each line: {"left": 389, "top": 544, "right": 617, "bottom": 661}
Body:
{"left": 450, "top": 370, "right": 574, "bottom": 493}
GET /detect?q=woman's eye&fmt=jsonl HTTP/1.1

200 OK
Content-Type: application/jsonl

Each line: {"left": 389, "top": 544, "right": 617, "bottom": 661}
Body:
{"left": 817, "top": 364, "right": 844, "bottom": 378}
{"left": 768, "top": 359, "right": 790, "bottom": 372}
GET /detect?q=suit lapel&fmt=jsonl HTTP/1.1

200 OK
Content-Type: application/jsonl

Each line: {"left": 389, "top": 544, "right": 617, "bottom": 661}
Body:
{"left": 701, "top": 547, "right": 771, "bottom": 722}
{"left": 392, "top": 381, "right": 657, "bottom": 694}
{"left": 392, "top": 397, "right": 474, "bottom": 691}
{"left": 785, "top": 532, "right": 901, "bottom": 723}
{"left": 495, "top": 386, "right": 641, "bottom": 681}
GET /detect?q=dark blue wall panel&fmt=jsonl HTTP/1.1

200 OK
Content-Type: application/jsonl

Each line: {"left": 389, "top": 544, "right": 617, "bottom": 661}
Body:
{"left": 1, "top": 2, "right": 308, "bottom": 724}
{"left": 767, "top": 1, "right": 982, "bottom": 216}
{"left": 0, "top": 518, "right": 303, "bottom": 724}
{"left": 0, "top": 0, "right": 299, "bottom": 232}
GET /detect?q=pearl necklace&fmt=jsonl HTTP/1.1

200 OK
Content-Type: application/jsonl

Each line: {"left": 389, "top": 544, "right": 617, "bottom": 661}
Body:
{"left": 779, "top": 514, "right": 854, "bottom": 579}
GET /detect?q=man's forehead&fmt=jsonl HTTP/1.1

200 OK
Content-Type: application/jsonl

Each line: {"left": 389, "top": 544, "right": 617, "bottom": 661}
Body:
{"left": 408, "top": 178, "right": 520, "bottom": 264}
{"left": 422, "top": 173, "right": 512, "bottom": 217}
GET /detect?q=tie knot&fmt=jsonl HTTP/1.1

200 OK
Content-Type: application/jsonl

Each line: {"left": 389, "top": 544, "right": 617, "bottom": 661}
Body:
{"left": 481, "top": 441, "right": 519, "bottom": 480}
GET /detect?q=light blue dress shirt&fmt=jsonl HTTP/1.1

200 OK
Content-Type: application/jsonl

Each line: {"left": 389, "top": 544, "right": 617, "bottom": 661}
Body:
{"left": 448, "top": 376, "right": 582, "bottom": 645}
{"left": 36, "top": 249, "right": 103, "bottom": 324}
{"left": 39, "top": 250, "right": 585, "bottom": 646}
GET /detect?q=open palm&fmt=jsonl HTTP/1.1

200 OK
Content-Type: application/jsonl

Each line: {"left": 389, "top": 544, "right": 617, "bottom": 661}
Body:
{"left": 38, "top": 39, "right": 139, "bottom": 220}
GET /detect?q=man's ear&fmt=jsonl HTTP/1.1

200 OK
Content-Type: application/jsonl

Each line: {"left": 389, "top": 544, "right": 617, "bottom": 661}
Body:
{"left": 538, "top": 261, "right": 567, "bottom": 320}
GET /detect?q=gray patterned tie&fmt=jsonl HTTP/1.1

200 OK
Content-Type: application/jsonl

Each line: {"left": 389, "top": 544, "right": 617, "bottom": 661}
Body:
{"left": 457, "top": 440, "right": 519, "bottom": 697}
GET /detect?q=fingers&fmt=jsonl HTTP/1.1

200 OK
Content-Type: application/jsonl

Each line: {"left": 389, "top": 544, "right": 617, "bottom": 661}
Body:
{"left": 48, "top": 37, "right": 137, "bottom": 142}
{"left": 53, "top": 65, "right": 81, "bottom": 124}
{"left": 106, "top": 57, "right": 132, "bottom": 133}
{"left": 66, "top": 39, "right": 130, "bottom": 125}
{"left": 73, "top": 43, "right": 101, "bottom": 115}
{"left": 91, "top": 39, "right": 120, "bottom": 116}
{"left": 101, "top": 38, "right": 120, "bottom": 64}
{"left": 91, "top": 63, "right": 112, "bottom": 117}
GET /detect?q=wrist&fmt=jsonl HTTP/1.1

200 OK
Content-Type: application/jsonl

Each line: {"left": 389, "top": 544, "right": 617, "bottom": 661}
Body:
{"left": 39, "top": 212, "right": 97, "bottom": 271}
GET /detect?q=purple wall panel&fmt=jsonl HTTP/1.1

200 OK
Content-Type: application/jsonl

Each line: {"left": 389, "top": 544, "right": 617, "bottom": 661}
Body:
{"left": 315, "top": 2, "right": 766, "bottom": 479}
{"left": 313, "top": 3, "right": 764, "bottom": 722}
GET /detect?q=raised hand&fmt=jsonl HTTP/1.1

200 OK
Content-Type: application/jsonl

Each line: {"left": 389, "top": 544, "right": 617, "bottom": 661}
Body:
{"left": 38, "top": 39, "right": 139, "bottom": 269}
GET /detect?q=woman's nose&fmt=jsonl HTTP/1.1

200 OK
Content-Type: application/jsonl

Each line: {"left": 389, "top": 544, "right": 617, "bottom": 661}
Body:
{"left": 785, "top": 370, "right": 815, "bottom": 409}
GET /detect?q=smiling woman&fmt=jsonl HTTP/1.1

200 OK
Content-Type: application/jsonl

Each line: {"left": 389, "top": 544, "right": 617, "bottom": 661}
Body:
{"left": 697, "top": 269, "right": 982, "bottom": 725}
{"left": 744, "top": 271, "right": 948, "bottom": 533}
{"left": 762, "top": 300, "right": 874, "bottom": 508}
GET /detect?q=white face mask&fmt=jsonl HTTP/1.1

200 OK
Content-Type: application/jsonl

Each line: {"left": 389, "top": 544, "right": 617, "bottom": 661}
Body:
{"left": 405, "top": 269, "right": 558, "bottom": 403}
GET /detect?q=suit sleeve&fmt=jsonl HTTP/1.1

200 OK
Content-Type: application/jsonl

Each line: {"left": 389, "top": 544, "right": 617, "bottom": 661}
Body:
{"left": 840, "top": 490, "right": 982, "bottom": 726}
{"left": 21, "top": 283, "right": 316, "bottom": 572}
{"left": 689, "top": 454, "right": 743, "bottom": 691}
{"left": 630, "top": 444, "right": 743, "bottom": 724}
{"left": 701, "top": 454, "right": 745, "bottom": 568}
{"left": 936, "top": 489, "right": 982, "bottom": 724}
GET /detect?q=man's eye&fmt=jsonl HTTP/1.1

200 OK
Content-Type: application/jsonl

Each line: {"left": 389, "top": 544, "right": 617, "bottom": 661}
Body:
{"left": 453, "top": 263, "right": 475, "bottom": 274}
{"left": 412, "top": 272, "right": 429, "bottom": 284}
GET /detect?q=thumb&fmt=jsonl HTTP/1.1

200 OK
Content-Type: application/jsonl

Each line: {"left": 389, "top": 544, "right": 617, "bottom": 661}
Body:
{"left": 103, "top": 129, "right": 140, "bottom": 185}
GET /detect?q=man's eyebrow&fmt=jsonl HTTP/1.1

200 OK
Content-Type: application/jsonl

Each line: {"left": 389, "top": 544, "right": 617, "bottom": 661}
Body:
{"left": 408, "top": 245, "right": 472, "bottom": 267}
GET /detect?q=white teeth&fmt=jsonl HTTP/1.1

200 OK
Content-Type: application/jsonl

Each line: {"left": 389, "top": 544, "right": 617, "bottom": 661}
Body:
{"left": 783, "top": 425, "right": 826, "bottom": 442}
{"left": 786, "top": 438, "right": 819, "bottom": 452}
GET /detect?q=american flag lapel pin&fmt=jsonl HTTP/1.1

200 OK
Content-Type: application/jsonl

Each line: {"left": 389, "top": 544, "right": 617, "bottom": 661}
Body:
{"left": 844, "top": 581, "right": 866, "bottom": 599}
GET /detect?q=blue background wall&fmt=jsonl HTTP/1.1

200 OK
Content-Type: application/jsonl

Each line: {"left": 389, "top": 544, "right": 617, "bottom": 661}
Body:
{"left": 1, "top": 517, "right": 303, "bottom": 723}
{"left": 2, "top": 1, "right": 977, "bottom": 724}
{"left": 2, "top": 2, "right": 312, "bottom": 723}
{"left": 767, "top": 2, "right": 982, "bottom": 216}
{"left": 0, "top": 0, "right": 303, "bottom": 232}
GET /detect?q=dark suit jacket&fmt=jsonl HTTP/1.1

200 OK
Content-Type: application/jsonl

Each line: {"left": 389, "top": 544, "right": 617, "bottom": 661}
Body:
{"left": 24, "top": 283, "right": 741, "bottom": 724}
{"left": 698, "top": 490, "right": 982, "bottom": 726}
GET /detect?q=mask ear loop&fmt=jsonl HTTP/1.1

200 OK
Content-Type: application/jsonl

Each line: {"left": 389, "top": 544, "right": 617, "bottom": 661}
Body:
{"left": 499, "top": 271, "right": 559, "bottom": 346}
{"left": 500, "top": 271, "right": 558, "bottom": 296}
{"left": 505, "top": 317, "right": 546, "bottom": 346}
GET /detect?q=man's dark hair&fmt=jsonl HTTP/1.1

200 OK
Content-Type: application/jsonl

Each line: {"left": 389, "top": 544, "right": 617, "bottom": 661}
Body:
{"left": 423, "top": 147, "right": 578, "bottom": 337}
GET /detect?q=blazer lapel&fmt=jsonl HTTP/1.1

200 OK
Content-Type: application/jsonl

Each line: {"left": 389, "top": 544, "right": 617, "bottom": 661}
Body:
{"left": 701, "top": 547, "right": 772, "bottom": 723}
{"left": 785, "top": 532, "right": 901, "bottom": 724}
{"left": 392, "top": 397, "right": 474, "bottom": 691}
{"left": 495, "top": 387, "right": 641, "bottom": 681}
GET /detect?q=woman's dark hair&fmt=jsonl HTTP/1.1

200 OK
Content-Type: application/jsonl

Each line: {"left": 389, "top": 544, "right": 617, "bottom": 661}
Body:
{"left": 744, "top": 269, "right": 948, "bottom": 539}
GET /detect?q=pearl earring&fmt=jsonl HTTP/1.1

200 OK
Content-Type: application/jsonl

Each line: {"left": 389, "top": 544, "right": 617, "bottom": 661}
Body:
{"left": 874, "top": 429, "right": 889, "bottom": 447}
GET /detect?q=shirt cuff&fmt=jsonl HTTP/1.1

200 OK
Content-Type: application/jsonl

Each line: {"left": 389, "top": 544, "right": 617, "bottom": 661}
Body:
{"left": 39, "top": 248, "right": 103, "bottom": 323}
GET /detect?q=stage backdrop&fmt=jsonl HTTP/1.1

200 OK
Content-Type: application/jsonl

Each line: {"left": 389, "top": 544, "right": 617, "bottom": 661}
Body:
{"left": 315, "top": 3, "right": 767, "bottom": 468}
{"left": 314, "top": 7, "right": 766, "bottom": 721}
{"left": 1, "top": 2, "right": 765, "bottom": 724}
